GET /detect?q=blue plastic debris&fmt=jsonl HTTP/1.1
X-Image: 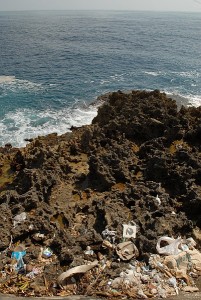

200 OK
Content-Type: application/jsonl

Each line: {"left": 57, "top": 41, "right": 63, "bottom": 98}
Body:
{"left": 11, "top": 250, "right": 26, "bottom": 260}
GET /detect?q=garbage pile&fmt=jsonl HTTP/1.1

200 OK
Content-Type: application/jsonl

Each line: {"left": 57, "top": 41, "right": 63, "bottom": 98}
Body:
{"left": 0, "top": 222, "right": 201, "bottom": 298}
{"left": 1, "top": 90, "right": 201, "bottom": 298}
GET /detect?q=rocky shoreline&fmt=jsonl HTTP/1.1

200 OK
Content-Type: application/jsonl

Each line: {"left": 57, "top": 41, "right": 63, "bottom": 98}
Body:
{"left": 0, "top": 90, "right": 201, "bottom": 297}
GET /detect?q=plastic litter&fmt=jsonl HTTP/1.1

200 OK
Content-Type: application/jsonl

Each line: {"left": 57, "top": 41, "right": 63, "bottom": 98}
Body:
{"left": 102, "top": 228, "right": 116, "bottom": 243}
{"left": 26, "top": 267, "right": 42, "bottom": 279}
{"left": 84, "top": 246, "right": 94, "bottom": 255}
{"left": 164, "top": 251, "right": 192, "bottom": 274}
{"left": 187, "top": 248, "right": 201, "bottom": 271}
{"left": 116, "top": 241, "right": 139, "bottom": 261}
{"left": 11, "top": 244, "right": 26, "bottom": 272}
{"left": 102, "top": 239, "right": 114, "bottom": 249}
{"left": 122, "top": 223, "right": 137, "bottom": 239}
{"left": 156, "top": 236, "right": 183, "bottom": 256}
{"left": 13, "top": 212, "right": 27, "bottom": 228}
{"left": 12, "top": 244, "right": 26, "bottom": 256}
{"left": 167, "top": 276, "right": 179, "bottom": 294}
{"left": 137, "top": 289, "right": 148, "bottom": 298}
{"left": 34, "top": 233, "right": 45, "bottom": 239}
{"left": 57, "top": 260, "right": 98, "bottom": 287}
{"left": 157, "top": 285, "right": 167, "bottom": 298}
{"left": 1, "top": 228, "right": 201, "bottom": 298}
{"left": 42, "top": 247, "right": 53, "bottom": 258}
{"left": 28, "top": 224, "right": 34, "bottom": 230}
{"left": 112, "top": 266, "right": 140, "bottom": 288}
{"left": 11, "top": 250, "right": 26, "bottom": 261}
{"left": 155, "top": 194, "right": 161, "bottom": 205}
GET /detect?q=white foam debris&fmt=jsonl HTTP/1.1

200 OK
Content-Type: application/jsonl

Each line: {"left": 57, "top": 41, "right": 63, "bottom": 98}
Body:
{"left": 0, "top": 105, "right": 98, "bottom": 148}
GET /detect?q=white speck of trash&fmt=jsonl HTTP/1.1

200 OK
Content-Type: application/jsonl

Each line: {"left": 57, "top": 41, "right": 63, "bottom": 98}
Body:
{"left": 155, "top": 195, "right": 161, "bottom": 205}
{"left": 35, "top": 233, "right": 45, "bottom": 239}
{"left": 84, "top": 246, "right": 94, "bottom": 255}
{"left": 13, "top": 212, "right": 27, "bottom": 228}
{"left": 167, "top": 276, "right": 179, "bottom": 295}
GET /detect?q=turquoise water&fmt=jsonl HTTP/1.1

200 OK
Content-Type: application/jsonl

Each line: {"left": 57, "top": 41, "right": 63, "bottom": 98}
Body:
{"left": 0, "top": 11, "right": 201, "bottom": 147}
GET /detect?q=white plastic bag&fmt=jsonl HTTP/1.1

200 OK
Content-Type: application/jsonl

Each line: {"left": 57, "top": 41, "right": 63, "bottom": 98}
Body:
{"left": 13, "top": 212, "right": 27, "bottom": 228}
{"left": 156, "top": 236, "right": 183, "bottom": 256}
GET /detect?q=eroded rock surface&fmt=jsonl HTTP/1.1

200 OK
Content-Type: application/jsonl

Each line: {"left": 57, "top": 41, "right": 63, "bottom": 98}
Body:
{"left": 0, "top": 90, "right": 201, "bottom": 295}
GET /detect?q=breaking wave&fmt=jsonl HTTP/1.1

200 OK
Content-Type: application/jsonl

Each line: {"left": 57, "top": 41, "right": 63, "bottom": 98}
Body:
{"left": 0, "top": 104, "right": 98, "bottom": 148}
{"left": 1, "top": 11, "right": 201, "bottom": 148}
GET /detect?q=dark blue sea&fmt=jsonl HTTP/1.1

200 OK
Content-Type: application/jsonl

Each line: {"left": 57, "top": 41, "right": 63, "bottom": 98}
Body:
{"left": 0, "top": 10, "right": 201, "bottom": 147}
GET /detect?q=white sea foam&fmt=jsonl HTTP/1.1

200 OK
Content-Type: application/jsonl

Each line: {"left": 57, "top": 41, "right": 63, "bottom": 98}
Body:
{"left": 144, "top": 70, "right": 200, "bottom": 80}
{"left": 100, "top": 73, "right": 126, "bottom": 85}
{"left": 144, "top": 71, "right": 163, "bottom": 77}
{"left": 0, "top": 75, "right": 16, "bottom": 83}
{"left": 164, "top": 90, "right": 201, "bottom": 108}
{"left": 0, "top": 75, "right": 42, "bottom": 93}
{"left": 173, "top": 71, "right": 200, "bottom": 79}
{"left": 186, "top": 95, "right": 201, "bottom": 107}
{"left": 1, "top": 89, "right": 201, "bottom": 148}
{"left": 0, "top": 104, "right": 98, "bottom": 148}
{"left": 100, "top": 79, "right": 110, "bottom": 85}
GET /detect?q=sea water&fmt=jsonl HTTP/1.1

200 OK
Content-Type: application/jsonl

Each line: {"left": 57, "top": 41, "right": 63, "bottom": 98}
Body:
{"left": 0, "top": 10, "right": 200, "bottom": 147}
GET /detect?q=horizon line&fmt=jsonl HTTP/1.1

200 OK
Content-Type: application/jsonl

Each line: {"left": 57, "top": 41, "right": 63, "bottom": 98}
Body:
{"left": 0, "top": 9, "right": 201, "bottom": 13}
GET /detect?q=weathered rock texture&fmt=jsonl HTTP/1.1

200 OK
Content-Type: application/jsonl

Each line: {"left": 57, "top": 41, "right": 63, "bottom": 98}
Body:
{"left": 0, "top": 90, "right": 201, "bottom": 293}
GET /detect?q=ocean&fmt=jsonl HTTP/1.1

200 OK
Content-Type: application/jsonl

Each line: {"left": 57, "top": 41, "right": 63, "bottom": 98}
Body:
{"left": 0, "top": 10, "right": 201, "bottom": 147}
